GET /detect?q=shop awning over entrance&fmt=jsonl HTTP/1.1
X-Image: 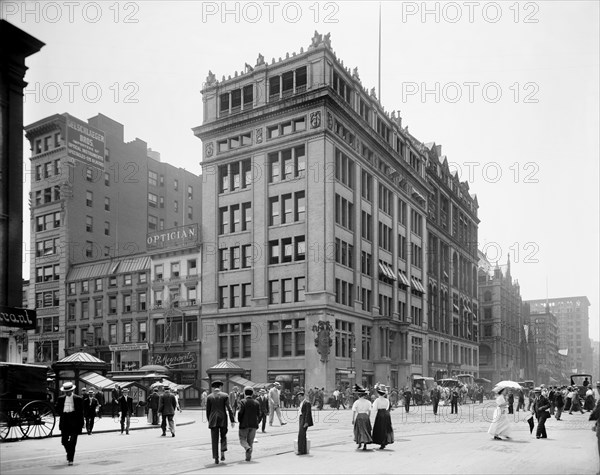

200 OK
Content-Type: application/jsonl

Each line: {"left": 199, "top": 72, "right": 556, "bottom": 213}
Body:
{"left": 230, "top": 375, "right": 268, "bottom": 389}
{"left": 80, "top": 371, "right": 136, "bottom": 390}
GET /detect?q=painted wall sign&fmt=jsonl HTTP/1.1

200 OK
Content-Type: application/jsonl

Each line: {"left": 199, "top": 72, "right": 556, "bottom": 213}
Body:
{"left": 151, "top": 351, "right": 196, "bottom": 369}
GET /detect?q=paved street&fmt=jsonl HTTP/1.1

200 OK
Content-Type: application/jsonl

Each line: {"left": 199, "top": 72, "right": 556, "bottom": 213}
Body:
{"left": 1, "top": 403, "right": 598, "bottom": 475}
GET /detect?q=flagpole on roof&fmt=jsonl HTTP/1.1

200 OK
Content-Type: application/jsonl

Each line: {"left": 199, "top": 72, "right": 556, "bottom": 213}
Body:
{"left": 378, "top": 1, "right": 382, "bottom": 100}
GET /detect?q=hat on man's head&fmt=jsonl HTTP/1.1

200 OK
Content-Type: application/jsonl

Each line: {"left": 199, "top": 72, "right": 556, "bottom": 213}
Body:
{"left": 211, "top": 380, "right": 224, "bottom": 388}
{"left": 297, "top": 389, "right": 305, "bottom": 396}
{"left": 596, "top": 381, "right": 600, "bottom": 386}
{"left": 274, "top": 382, "right": 281, "bottom": 387}
{"left": 259, "top": 388, "right": 266, "bottom": 394}
{"left": 88, "top": 389, "right": 95, "bottom": 394}
{"left": 60, "top": 382, "right": 75, "bottom": 392}
{"left": 122, "top": 388, "right": 130, "bottom": 393}
{"left": 244, "top": 386, "right": 254, "bottom": 396}
{"left": 153, "top": 388, "right": 158, "bottom": 392}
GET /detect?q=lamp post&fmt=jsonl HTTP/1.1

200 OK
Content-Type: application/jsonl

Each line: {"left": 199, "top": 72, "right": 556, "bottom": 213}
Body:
{"left": 349, "top": 332, "right": 357, "bottom": 380}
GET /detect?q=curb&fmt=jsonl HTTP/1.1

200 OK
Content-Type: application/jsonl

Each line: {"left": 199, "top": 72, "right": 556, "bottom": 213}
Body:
{"left": 48, "top": 418, "right": 196, "bottom": 438}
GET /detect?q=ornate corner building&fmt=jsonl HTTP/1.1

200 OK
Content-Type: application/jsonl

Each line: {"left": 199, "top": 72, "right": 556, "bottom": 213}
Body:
{"left": 193, "top": 32, "right": 480, "bottom": 391}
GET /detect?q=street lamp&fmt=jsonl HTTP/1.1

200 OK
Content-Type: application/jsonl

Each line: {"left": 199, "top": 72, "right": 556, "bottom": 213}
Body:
{"left": 350, "top": 332, "right": 357, "bottom": 380}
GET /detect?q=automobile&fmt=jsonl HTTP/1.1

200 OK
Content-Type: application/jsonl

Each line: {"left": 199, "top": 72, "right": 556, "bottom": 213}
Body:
{"left": 411, "top": 376, "right": 435, "bottom": 405}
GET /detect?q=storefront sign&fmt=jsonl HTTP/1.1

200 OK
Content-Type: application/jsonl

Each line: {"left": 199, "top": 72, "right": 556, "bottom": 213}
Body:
{"left": 64, "top": 113, "right": 105, "bottom": 169}
{"left": 151, "top": 351, "right": 196, "bottom": 369}
{"left": 146, "top": 224, "right": 199, "bottom": 251}
{"left": 0, "top": 306, "right": 36, "bottom": 330}
{"left": 109, "top": 343, "right": 149, "bottom": 351}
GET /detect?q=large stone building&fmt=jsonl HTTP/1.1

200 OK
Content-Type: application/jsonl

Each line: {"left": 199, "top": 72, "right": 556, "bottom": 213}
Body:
{"left": 477, "top": 256, "right": 524, "bottom": 382}
{"left": 193, "top": 32, "right": 479, "bottom": 392}
{"left": 525, "top": 296, "right": 593, "bottom": 375}
{"left": 24, "top": 113, "right": 202, "bottom": 366}
{"left": 425, "top": 145, "right": 480, "bottom": 380}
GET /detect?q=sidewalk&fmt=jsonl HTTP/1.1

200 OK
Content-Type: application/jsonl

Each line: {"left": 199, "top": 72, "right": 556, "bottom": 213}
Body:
{"left": 52, "top": 411, "right": 196, "bottom": 437}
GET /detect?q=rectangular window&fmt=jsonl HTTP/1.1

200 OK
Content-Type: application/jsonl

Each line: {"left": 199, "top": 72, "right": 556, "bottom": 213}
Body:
{"left": 295, "top": 191, "right": 305, "bottom": 221}
{"left": 218, "top": 286, "right": 229, "bottom": 309}
{"left": 109, "top": 324, "right": 117, "bottom": 343}
{"left": 138, "top": 292, "right": 147, "bottom": 311}
{"left": 219, "top": 207, "right": 229, "bottom": 234}
{"left": 269, "top": 197, "right": 280, "bottom": 226}
{"left": 242, "top": 202, "right": 252, "bottom": 230}
{"left": 148, "top": 171, "right": 158, "bottom": 186}
{"left": 108, "top": 296, "right": 117, "bottom": 314}
{"left": 269, "top": 280, "right": 280, "bottom": 304}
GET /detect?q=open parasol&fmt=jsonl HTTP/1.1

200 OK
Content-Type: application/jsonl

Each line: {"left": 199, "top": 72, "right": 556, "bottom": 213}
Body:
{"left": 493, "top": 380, "right": 523, "bottom": 391}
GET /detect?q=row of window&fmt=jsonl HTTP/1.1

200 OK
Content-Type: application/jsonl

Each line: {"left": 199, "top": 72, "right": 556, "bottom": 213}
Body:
{"left": 335, "top": 278, "right": 354, "bottom": 307}
{"left": 267, "top": 117, "right": 306, "bottom": 140}
{"left": 218, "top": 283, "right": 252, "bottom": 309}
{"left": 219, "top": 85, "right": 253, "bottom": 116}
{"left": 217, "top": 131, "right": 253, "bottom": 153}
{"left": 269, "top": 236, "right": 306, "bottom": 264}
{"left": 85, "top": 216, "right": 111, "bottom": 236}
{"left": 269, "top": 191, "right": 305, "bottom": 226}
{"left": 335, "top": 148, "right": 354, "bottom": 188}
{"left": 155, "top": 260, "right": 198, "bottom": 280}
{"left": 36, "top": 211, "right": 61, "bottom": 232}
{"left": 34, "top": 186, "right": 60, "bottom": 206}
{"left": 219, "top": 202, "right": 252, "bottom": 234}
{"left": 148, "top": 172, "right": 192, "bottom": 198}
{"left": 268, "top": 145, "right": 306, "bottom": 182}
{"left": 269, "top": 277, "right": 305, "bottom": 304}
{"left": 219, "top": 245, "right": 253, "bottom": 271}
{"left": 34, "top": 133, "right": 61, "bottom": 155}
{"left": 335, "top": 238, "right": 354, "bottom": 269}
{"left": 67, "top": 321, "right": 150, "bottom": 347}
{"left": 219, "top": 159, "right": 252, "bottom": 193}
{"left": 68, "top": 272, "right": 149, "bottom": 295}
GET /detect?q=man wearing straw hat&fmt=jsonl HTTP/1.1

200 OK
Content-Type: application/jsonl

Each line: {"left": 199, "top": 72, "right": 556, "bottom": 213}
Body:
{"left": 56, "top": 382, "right": 85, "bottom": 466}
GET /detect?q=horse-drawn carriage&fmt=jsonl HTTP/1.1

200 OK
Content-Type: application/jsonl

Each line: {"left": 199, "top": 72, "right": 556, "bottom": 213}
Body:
{"left": 0, "top": 362, "right": 56, "bottom": 440}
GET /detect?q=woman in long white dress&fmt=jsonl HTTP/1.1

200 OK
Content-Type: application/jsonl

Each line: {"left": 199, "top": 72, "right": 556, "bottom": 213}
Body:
{"left": 487, "top": 388, "right": 511, "bottom": 440}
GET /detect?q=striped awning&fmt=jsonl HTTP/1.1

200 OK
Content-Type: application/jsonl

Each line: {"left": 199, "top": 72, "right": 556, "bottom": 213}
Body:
{"left": 398, "top": 271, "right": 410, "bottom": 286}
{"left": 411, "top": 277, "right": 425, "bottom": 293}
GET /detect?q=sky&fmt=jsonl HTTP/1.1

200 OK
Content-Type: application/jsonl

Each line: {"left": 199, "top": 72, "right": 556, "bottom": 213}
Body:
{"left": 5, "top": 1, "right": 599, "bottom": 340}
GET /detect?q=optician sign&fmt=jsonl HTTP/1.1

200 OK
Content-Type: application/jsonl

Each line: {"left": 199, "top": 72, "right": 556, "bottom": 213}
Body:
{"left": 146, "top": 224, "right": 199, "bottom": 251}
{"left": 0, "top": 306, "right": 36, "bottom": 330}
{"left": 64, "top": 113, "right": 105, "bottom": 170}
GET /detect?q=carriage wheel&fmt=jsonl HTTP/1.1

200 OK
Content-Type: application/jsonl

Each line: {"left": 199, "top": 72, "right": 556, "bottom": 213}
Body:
{"left": 0, "top": 410, "right": 27, "bottom": 440}
{"left": 20, "top": 401, "right": 56, "bottom": 439}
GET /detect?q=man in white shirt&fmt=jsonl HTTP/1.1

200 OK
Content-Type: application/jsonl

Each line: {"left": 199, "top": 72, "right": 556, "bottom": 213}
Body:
{"left": 268, "top": 382, "right": 287, "bottom": 426}
{"left": 56, "top": 382, "right": 84, "bottom": 465}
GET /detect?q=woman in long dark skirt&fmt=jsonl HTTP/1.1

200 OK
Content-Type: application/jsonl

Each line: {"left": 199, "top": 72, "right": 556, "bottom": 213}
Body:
{"left": 351, "top": 385, "right": 373, "bottom": 450}
{"left": 371, "top": 384, "right": 394, "bottom": 450}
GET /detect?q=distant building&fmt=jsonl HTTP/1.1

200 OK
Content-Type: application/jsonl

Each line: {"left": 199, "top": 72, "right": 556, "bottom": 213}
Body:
{"left": 529, "top": 308, "right": 561, "bottom": 384}
{"left": 24, "top": 113, "right": 202, "bottom": 365}
{"left": 525, "top": 296, "right": 592, "bottom": 375}
{"left": 477, "top": 256, "right": 523, "bottom": 382}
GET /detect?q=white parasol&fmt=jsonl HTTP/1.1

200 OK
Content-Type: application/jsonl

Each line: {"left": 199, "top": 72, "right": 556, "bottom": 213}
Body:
{"left": 493, "top": 380, "right": 522, "bottom": 391}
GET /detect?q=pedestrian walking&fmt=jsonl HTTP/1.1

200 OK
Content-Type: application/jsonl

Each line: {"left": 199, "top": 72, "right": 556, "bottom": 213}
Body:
{"left": 206, "top": 380, "right": 236, "bottom": 465}
{"left": 569, "top": 387, "right": 585, "bottom": 414}
{"left": 507, "top": 390, "right": 514, "bottom": 414}
{"left": 229, "top": 386, "right": 241, "bottom": 415}
{"left": 257, "top": 388, "right": 269, "bottom": 433}
{"left": 517, "top": 389, "right": 525, "bottom": 412}
{"left": 111, "top": 384, "right": 122, "bottom": 418}
{"left": 403, "top": 387, "right": 412, "bottom": 413}
{"left": 118, "top": 388, "right": 134, "bottom": 435}
{"left": 159, "top": 387, "right": 179, "bottom": 437}
{"left": 94, "top": 389, "right": 104, "bottom": 418}
{"left": 56, "top": 382, "right": 84, "bottom": 466}
{"left": 351, "top": 385, "right": 373, "bottom": 450}
{"left": 147, "top": 388, "right": 160, "bottom": 425}
{"left": 589, "top": 397, "right": 600, "bottom": 463}
{"left": 487, "top": 387, "right": 511, "bottom": 440}
{"left": 237, "top": 386, "right": 260, "bottom": 462}
{"left": 82, "top": 389, "right": 99, "bottom": 435}
{"left": 371, "top": 384, "right": 394, "bottom": 450}
{"left": 296, "top": 390, "right": 313, "bottom": 455}
{"left": 430, "top": 382, "right": 441, "bottom": 415}
{"left": 555, "top": 388, "right": 564, "bottom": 421}
{"left": 535, "top": 387, "right": 551, "bottom": 439}
{"left": 268, "top": 382, "right": 287, "bottom": 426}
{"left": 450, "top": 388, "right": 459, "bottom": 414}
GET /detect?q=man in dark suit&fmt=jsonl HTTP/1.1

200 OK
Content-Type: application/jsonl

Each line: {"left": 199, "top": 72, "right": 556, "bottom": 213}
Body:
{"left": 83, "top": 389, "right": 100, "bottom": 435}
{"left": 206, "top": 380, "right": 235, "bottom": 465}
{"left": 147, "top": 388, "right": 161, "bottom": 425}
{"left": 297, "top": 390, "right": 313, "bottom": 455}
{"left": 237, "top": 386, "right": 260, "bottom": 461}
{"left": 56, "top": 381, "right": 84, "bottom": 466}
{"left": 257, "top": 388, "right": 269, "bottom": 433}
{"left": 118, "top": 387, "right": 134, "bottom": 435}
{"left": 159, "top": 387, "right": 179, "bottom": 437}
{"left": 430, "top": 383, "right": 441, "bottom": 416}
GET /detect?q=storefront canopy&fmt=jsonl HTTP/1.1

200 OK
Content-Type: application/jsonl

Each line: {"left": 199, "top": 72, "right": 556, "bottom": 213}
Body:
{"left": 149, "top": 378, "right": 191, "bottom": 391}
{"left": 79, "top": 371, "right": 137, "bottom": 390}
{"left": 230, "top": 375, "right": 268, "bottom": 389}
